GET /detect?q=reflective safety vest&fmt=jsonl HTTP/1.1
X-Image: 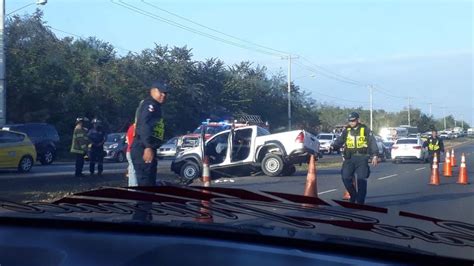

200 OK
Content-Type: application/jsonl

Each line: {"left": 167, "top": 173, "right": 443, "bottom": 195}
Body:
{"left": 428, "top": 139, "right": 440, "bottom": 151}
{"left": 345, "top": 126, "right": 368, "bottom": 149}
{"left": 70, "top": 127, "right": 89, "bottom": 154}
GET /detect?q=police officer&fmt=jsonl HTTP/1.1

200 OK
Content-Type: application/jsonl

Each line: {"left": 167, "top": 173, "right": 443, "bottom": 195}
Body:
{"left": 88, "top": 118, "right": 106, "bottom": 176}
{"left": 332, "top": 112, "right": 379, "bottom": 204}
{"left": 422, "top": 129, "right": 444, "bottom": 165}
{"left": 131, "top": 81, "right": 169, "bottom": 186}
{"left": 70, "top": 117, "right": 89, "bottom": 177}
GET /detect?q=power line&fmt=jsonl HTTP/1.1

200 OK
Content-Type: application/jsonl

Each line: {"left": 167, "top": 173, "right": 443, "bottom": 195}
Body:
{"left": 49, "top": 26, "right": 136, "bottom": 54}
{"left": 141, "top": 0, "right": 289, "bottom": 56}
{"left": 111, "top": 0, "right": 283, "bottom": 57}
{"left": 294, "top": 61, "right": 364, "bottom": 86}
{"left": 300, "top": 56, "right": 366, "bottom": 86}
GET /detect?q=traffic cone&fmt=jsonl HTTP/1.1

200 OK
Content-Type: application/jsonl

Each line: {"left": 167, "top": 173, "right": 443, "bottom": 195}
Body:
{"left": 429, "top": 153, "right": 440, "bottom": 185}
{"left": 202, "top": 156, "right": 211, "bottom": 187}
{"left": 304, "top": 155, "right": 318, "bottom": 197}
{"left": 450, "top": 148, "right": 457, "bottom": 167}
{"left": 443, "top": 151, "right": 453, "bottom": 177}
{"left": 457, "top": 153, "right": 469, "bottom": 185}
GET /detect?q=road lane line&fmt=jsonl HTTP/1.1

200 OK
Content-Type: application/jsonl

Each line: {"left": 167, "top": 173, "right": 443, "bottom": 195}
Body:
{"left": 415, "top": 167, "right": 426, "bottom": 171}
{"left": 318, "top": 189, "right": 337, "bottom": 195}
{"left": 377, "top": 174, "right": 398, "bottom": 180}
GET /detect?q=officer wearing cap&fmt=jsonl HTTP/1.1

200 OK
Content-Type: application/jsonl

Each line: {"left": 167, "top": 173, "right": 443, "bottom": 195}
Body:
{"left": 131, "top": 81, "right": 169, "bottom": 186}
{"left": 332, "top": 112, "right": 379, "bottom": 204}
{"left": 70, "top": 117, "right": 90, "bottom": 177}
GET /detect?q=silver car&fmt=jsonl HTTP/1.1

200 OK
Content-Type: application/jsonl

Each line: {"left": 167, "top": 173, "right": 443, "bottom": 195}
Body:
{"left": 157, "top": 137, "right": 178, "bottom": 159}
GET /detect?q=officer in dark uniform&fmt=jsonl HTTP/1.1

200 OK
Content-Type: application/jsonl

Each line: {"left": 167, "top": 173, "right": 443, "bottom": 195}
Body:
{"left": 332, "top": 112, "right": 379, "bottom": 204}
{"left": 88, "top": 118, "right": 106, "bottom": 176}
{"left": 422, "top": 129, "right": 444, "bottom": 165}
{"left": 131, "top": 81, "right": 169, "bottom": 186}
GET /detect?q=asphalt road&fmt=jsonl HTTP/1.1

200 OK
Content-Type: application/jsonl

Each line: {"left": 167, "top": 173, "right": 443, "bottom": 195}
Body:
{"left": 1, "top": 140, "right": 473, "bottom": 224}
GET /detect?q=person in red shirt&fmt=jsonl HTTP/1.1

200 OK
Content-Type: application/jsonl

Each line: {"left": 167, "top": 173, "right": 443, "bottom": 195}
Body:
{"left": 126, "top": 123, "right": 137, "bottom": 186}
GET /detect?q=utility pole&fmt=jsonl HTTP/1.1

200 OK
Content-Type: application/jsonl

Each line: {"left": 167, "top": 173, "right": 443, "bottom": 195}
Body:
{"left": 428, "top": 103, "right": 432, "bottom": 117}
{"left": 0, "top": 0, "right": 5, "bottom": 126}
{"left": 0, "top": 0, "right": 47, "bottom": 126}
{"left": 369, "top": 85, "right": 373, "bottom": 130}
{"left": 443, "top": 107, "right": 447, "bottom": 130}
{"left": 282, "top": 55, "right": 298, "bottom": 131}
{"left": 407, "top": 97, "right": 411, "bottom": 126}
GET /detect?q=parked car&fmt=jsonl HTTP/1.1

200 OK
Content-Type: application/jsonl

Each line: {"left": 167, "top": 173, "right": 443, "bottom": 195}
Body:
{"left": 391, "top": 138, "right": 428, "bottom": 164}
{"left": 316, "top": 133, "right": 338, "bottom": 154}
{"left": 0, "top": 130, "right": 37, "bottom": 172}
{"left": 103, "top": 133, "right": 127, "bottom": 163}
{"left": 2, "top": 123, "right": 59, "bottom": 165}
{"left": 172, "top": 125, "right": 320, "bottom": 182}
{"left": 157, "top": 137, "right": 179, "bottom": 159}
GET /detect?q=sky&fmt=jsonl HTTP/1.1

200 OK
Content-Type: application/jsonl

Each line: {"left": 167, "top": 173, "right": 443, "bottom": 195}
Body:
{"left": 7, "top": 0, "right": 474, "bottom": 125}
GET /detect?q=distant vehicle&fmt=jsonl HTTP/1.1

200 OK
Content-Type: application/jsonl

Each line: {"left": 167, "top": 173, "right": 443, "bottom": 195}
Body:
{"left": 439, "top": 131, "right": 453, "bottom": 140}
{"left": 379, "top": 127, "right": 408, "bottom": 142}
{"left": 2, "top": 123, "right": 59, "bottom": 165}
{"left": 0, "top": 130, "right": 37, "bottom": 172}
{"left": 172, "top": 126, "right": 320, "bottom": 182}
{"left": 374, "top": 136, "right": 387, "bottom": 161}
{"left": 103, "top": 133, "right": 127, "bottom": 163}
{"left": 382, "top": 141, "right": 394, "bottom": 159}
{"left": 316, "top": 133, "right": 338, "bottom": 154}
{"left": 391, "top": 138, "right": 428, "bottom": 164}
{"left": 468, "top": 128, "right": 474, "bottom": 137}
{"left": 157, "top": 137, "right": 179, "bottom": 159}
{"left": 399, "top": 125, "right": 418, "bottom": 135}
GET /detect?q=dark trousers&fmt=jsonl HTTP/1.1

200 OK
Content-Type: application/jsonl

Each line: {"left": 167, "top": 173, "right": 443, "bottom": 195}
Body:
{"left": 75, "top": 153, "right": 85, "bottom": 176}
{"left": 89, "top": 147, "right": 104, "bottom": 175}
{"left": 341, "top": 155, "right": 371, "bottom": 204}
{"left": 131, "top": 142, "right": 158, "bottom": 186}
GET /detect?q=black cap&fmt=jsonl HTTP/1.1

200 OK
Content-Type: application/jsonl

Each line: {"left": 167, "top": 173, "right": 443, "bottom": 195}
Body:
{"left": 151, "top": 81, "right": 170, "bottom": 93}
{"left": 348, "top": 112, "right": 360, "bottom": 121}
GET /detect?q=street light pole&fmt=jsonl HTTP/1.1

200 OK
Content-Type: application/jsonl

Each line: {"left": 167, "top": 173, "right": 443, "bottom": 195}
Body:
{"left": 428, "top": 103, "right": 432, "bottom": 116}
{"left": 282, "top": 54, "right": 298, "bottom": 131}
{"left": 407, "top": 97, "right": 411, "bottom": 126}
{"left": 369, "top": 85, "right": 373, "bottom": 130}
{"left": 0, "top": 0, "right": 5, "bottom": 126}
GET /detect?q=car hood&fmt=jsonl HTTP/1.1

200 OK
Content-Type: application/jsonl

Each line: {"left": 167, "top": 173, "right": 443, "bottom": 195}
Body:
{"left": 0, "top": 186, "right": 472, "bottom": 261}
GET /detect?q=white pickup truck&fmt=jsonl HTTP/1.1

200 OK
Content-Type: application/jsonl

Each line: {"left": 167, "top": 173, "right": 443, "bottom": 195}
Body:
{"left": 171, "top": 125, "right": 320, "bottom": 182}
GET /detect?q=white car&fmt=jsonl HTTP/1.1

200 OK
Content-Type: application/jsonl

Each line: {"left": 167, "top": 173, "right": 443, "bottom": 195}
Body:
{"left": 316, "top": 133, "right": 338, "bottom": 154}
{"left": 391, "top": 138, "right": 428, "bottom": 164}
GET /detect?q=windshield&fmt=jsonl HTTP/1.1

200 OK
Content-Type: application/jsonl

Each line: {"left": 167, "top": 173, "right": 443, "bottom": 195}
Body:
{"left": 317, "top": 135, "right": 333, "bottom": 140}
{"left": 1, "top": 0, "right": 472, "bottom": 263}
{"left": 396, "top": 139, "right": 418, "bottom": 144}
{"left": 106, "top": 134, "right": 123, "bottom": 143}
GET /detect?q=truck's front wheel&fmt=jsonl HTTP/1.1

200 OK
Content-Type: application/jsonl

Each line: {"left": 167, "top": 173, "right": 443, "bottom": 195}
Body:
{"left": 261, "top": 154, "right": 284, "bottom": 177}
{"left": 180, "top": 161, "right": 200, "bottom": 183}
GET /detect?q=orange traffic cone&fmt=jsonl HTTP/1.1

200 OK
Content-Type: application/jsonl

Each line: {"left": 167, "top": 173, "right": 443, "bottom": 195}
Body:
{"left": 304, "top": 155, "right": 318, "bottom": 197}
{"left": 443, "top": 151, "right": 453, "bottom": 177}
{"left": 429, "top": 153, "right": 440, "bottom": 185}
{"left": 457, "top": 153, "right": 469, "bottom": 185}
{"left": 202, "top": 156, "right": 211, "bottom": 187}
{"left": 450, "top": 148, "right": 457, "bottom": 167}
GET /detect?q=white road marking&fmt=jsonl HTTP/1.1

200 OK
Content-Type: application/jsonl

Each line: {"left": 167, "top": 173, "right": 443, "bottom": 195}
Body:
{"left": 415, "top": 167, "right": 426, "bottom": 171}
{"left": 378, "top": 174, "right": 398, "bottom": 180}
{"left": 318, "top": 189, "right": 337, "bottom": 195}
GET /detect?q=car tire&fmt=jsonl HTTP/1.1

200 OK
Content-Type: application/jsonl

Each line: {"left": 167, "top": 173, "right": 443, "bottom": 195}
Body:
{"left": 40, "top": 148, "right": 54, "bottom": 165}
{"left": 261, "top": 154, "right": 284, "bottom": 177}
{"left": 116, "top": 151, "right": 126, "bottom": 163}
{"left": 180, "top": 161, "right": 200, "bottom": 182}
{"left": 18, "top": 156, "right": 34, "bottom": 173}
{"left": 282, "top": 165, "right": 296, "bottom": 176}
